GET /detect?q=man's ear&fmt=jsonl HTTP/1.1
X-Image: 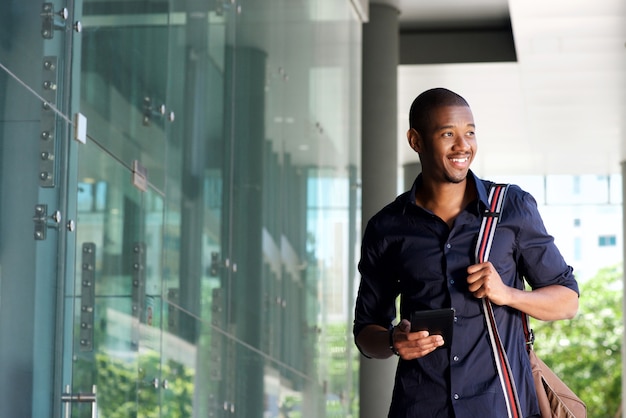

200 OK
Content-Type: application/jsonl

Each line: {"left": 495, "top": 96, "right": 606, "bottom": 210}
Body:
{"left": 407, "top": 128, "right": 422, "bottom": 153}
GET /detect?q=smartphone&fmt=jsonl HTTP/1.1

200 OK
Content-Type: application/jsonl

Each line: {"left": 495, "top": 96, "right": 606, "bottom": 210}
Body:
{"left": 410, "top": 308, "right": 455, "bottom": 348}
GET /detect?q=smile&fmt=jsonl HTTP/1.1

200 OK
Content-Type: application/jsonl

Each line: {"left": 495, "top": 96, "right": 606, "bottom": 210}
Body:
{"left": 450, "top": 157, "right": 469, "bottom": 163}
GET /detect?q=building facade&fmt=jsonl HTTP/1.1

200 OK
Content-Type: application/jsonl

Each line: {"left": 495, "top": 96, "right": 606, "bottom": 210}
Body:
{"left": 0, "top": 1, "right": 363, "bottom": 416}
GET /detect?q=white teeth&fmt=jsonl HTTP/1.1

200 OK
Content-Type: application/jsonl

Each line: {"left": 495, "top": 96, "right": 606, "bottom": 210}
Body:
{"left": 451, "top": 157, "right": 468, "bottom": 163}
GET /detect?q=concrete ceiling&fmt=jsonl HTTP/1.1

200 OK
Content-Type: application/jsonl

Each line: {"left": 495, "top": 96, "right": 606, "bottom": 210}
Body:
{"left": 395, "top": 0, "right": 626, "bottom": 176}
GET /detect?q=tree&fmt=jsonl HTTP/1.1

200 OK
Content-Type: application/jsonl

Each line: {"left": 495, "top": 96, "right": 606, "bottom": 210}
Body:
{"left": 532, "top": 264, "right": 623, "bottom": 418}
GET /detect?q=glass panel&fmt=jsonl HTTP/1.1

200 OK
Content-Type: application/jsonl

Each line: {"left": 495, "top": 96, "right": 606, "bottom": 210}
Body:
{"left": 223, "top": 1, "right": 362, "bottom": 416}
{"left": 160, "top": 3, "right": 233, "bottom": 417}
{"left": 160, "top": 303, "right": 327, "bottom": 418}
{"left": 1, "top": 0, "right": 363, "bottom": 417}
{"left": 72, "top": 139, "right": 164, "bottom": 416}
{"left": 161, "top": 1, "right": 229, "bottom": 324}
{"left": 80, "top": 1, "right": 171, "bottom": 191}
{"left": 138, "top": 189, "right": 166, "bottom": 416}
{"left": 159, "top": 304, "right": 208, "bottom": 416}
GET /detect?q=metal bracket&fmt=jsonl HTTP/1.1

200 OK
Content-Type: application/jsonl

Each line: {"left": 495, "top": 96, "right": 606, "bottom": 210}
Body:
{"left": 209, "top": 288, "right": 223, "bottom": 380}
{"left": 131, "top": 242, "right": 146, "bottom": 348}
{"left": 33, "top": 204, "right": 61, "bottom": 240}
{"left": 209, "top": 251, "right": 221, "bottom": 276}
{"left": 80, "top": 243, "right": 96, "bottom": 351}
{"left": 208, "top": 254, "right": 235, "bottom": 277}
{"left": 142, "top": 96, "right": 174, "bottom": 126}
{"left": 167, "top": 288, "right": 179, "bottom": 334}
{"left": 215, "top": 0, "right": 236, "bottom": 16}
{"left": 131, "top": 160, "right": 148, "bottom": 192}
{"left": 41, "top": 3, "right": 68, "bottom": 39}
{"left": 40, "top": 56, "right": 58, "bottom": 187}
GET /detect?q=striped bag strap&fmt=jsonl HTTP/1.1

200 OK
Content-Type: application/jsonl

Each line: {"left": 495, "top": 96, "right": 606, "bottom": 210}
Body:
{"left": 475, "top": 183, "right": 524, "bottom": 418}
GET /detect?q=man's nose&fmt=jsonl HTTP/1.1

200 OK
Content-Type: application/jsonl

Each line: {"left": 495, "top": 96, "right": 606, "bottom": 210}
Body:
{"left": 452, "top": 134, "right": 471, "bottom": 149}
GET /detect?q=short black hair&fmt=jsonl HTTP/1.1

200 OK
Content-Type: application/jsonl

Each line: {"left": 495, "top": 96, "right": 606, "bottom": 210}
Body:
{"left": 408, "top": 88, "right": 470, "bottom": 134}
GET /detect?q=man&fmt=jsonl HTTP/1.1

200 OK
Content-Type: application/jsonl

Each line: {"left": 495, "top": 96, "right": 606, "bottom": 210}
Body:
{"left": 353, "top": 87, "right": 579, "bottom": 417}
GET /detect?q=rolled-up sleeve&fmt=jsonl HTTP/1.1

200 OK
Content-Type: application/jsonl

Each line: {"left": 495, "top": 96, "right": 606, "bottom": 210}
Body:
{"left": 353, "top": 219, "right": 401, "bottom": 342}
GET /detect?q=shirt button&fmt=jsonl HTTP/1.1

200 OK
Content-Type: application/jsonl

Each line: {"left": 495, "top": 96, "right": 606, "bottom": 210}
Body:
{"left": 453, "top": 355, "right": 459, "bottom": 362}
{"left": 453, "top": 393, "right": 460, "bottom": 400}
{"left": 450, "top": 279, "right": 455, "bottom": 285}
{"left": 446, "top": 243, "right": 451, "bottom": 249}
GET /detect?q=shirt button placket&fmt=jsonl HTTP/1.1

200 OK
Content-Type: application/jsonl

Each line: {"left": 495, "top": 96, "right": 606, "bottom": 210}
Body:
{"left": 446, "top": 243, "right": 454, "bottom": 287}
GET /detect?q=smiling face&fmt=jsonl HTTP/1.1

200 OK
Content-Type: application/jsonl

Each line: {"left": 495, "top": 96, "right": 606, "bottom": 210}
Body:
{"left": 408, "top": 105, "right": 477, "bottom": 184}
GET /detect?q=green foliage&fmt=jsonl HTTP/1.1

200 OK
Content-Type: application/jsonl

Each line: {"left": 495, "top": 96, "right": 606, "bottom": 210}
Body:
{"left": 72, "top": 351, "right": 194, "bottom": 418}
{"left": 532, "top": 264, "right": 623, "bottom": 418}
{"left": 324, "top": 321, "right": 360, "bottom": 417}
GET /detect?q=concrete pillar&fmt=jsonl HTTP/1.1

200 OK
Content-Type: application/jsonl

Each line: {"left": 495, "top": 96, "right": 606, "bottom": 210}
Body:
{"left": 360, "top": 1, "right": 399, "bottom": 417}
{"left": 403, "top": 162, "right": 422, "bottom": 191}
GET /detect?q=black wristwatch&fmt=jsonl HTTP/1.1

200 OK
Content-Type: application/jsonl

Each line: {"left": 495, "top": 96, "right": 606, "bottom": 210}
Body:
{"left": 389, "top": 326, "right": 400, "bottom": 356}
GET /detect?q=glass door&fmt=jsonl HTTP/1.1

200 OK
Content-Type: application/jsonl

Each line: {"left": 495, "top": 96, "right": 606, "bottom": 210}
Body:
{"left": 71, "top": 143, "right": 166, "bottom": 417}
{"left": 65, "top": 1, "right": 171, "bottom": 416}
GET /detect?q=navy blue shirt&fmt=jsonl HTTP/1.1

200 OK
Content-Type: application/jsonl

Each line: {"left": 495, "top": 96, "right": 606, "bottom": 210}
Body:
{"left": 353, "top": 172, "right": 579, "bottom": 418}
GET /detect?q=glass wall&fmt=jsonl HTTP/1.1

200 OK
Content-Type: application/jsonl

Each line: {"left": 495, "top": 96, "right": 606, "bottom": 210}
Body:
{"left": 0, "top": 0, "right": 362, "bottom": 416}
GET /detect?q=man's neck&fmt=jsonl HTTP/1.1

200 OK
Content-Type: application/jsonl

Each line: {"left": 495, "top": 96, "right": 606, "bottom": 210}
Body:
{"left": 414, "top": 177, "right": 476, "bottom": 227}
